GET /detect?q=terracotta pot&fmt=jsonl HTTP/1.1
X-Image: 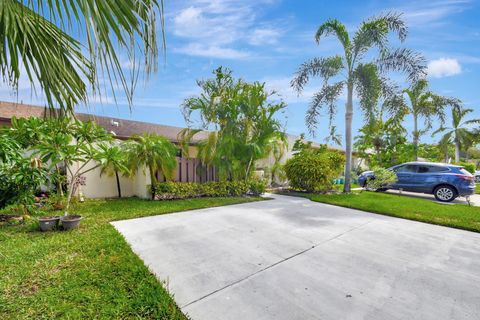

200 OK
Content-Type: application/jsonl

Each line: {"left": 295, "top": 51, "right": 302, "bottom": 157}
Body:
{"left": 38, "top": 216, "right": 60, "bottom": 232}
{"left": 60, "top": 215, "right": 82, "bottom": 230}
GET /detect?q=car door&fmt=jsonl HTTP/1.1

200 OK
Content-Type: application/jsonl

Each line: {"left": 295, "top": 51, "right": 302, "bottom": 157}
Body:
{"left": 392, "top": 164, "right": 418, "bottom": 191}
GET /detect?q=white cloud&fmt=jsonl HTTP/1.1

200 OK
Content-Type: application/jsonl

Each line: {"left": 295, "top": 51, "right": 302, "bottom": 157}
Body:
{"left": 171, "top": 0, "right": 282, "bottom": 59}
{"left": 400, "top": 0, "right": 471, "bottom": 26}
{"left": 174, "top": 43, "right": 250, "bottom": 59}
{"left": 427, "top": 58, "right": 462, "bottom": 78}
{"left": 249, "top": 28, "right": 282, "bottom": 46}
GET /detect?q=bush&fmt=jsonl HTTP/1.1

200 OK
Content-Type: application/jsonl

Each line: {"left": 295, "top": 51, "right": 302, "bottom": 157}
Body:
{"left": 284, "top": 149, "right": 344, "bottom": 192}
{"left": 365, "top": 167, "right": 398, "bottom": 190}
{"left": 457, "top": 162, "right": 475, "bottom": 174}
{"left": 150, "top": 180, "right": 266, "bottom": 200}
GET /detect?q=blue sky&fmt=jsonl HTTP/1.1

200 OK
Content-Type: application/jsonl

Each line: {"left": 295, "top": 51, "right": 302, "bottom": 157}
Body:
{"left": 1, "top": 0, "right": 479, "bottom": 145}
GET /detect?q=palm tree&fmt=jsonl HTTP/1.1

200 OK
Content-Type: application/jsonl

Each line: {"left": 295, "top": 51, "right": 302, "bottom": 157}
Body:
{"left": 0, "top": 0, "right": 164, "bottom": 112}
{"left": 98, "top": 143, "right": 131, "bottom": 198}
{"left": 291, "top": 12, "right": 426, "bottom": 192}
{"left": 401, "top": 79, "right": 455, "bottom": 160}
{"left": 180, "top": 67, "right": 287, "bottom": 181}
{"left": 126, "top": 133, "right": 177, "bottom": 199}
{"left": 433, "top": 107, "right": 480, "bottom": 163}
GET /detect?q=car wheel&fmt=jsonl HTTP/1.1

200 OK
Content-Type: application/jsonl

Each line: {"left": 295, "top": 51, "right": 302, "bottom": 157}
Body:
{"left": 434, "top": 185, "right": 457, "bottom": 202}
{"left": 364, "top": 180, "right": 377, "bottom": 192}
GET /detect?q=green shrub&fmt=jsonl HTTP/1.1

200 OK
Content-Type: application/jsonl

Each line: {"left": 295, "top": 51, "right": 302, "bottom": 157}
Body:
{"left": 248, "top": 179, "right": 267, "bottom": 196}
{"left": 365, "top": 167, "right": 398, "bottom": 190}
{"left": 284, "top": 149, "right": 344, "bottom": 192}
{"left": 149, "top": 180, "right": 266, "bottom": 200}
{"left": 457, "top": 162, "right": 475, "bottom": 174}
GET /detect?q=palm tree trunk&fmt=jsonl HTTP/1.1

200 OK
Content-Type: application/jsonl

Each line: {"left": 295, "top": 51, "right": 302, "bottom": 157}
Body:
{"left": 455, "top": 138, "right": 460, "bottom": 163}
{"left": 413, "top": 114, "right": 419, "bottom": 161}
{"left": 115, "top": 170, "right": 122, "bottom": 198}
{"left": 149, "top": 165, "right": 157, "bottom": 200}
{"left": 343, "top": 80, "right": 353, "bottom": 193}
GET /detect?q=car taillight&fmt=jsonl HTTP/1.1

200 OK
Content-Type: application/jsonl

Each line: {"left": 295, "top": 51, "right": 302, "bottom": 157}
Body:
{"left": 455, "top": 174, "right": 475, "bottom": 182}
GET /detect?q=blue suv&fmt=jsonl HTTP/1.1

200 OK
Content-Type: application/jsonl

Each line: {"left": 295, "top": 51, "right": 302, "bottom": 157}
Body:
{"left": 358, "top": 162, "right": 475, "bottom": 202}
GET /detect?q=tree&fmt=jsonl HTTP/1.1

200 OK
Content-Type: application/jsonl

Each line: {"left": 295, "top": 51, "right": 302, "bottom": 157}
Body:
{"left": 98, "top": 143, "right": 130, "bottom": 198}
{"left": 401, "top": 79, "right": 456, "bottom": 160}
{"left": 126, "top": 133, "right": 177, "bottom": 199}
{"left": 0, "top": 0, "right": 164, "bottom": 112}
{"left": 291, "top": 12, "right": 425, "bottom": 192}
{"left": 433, "top": 106, "right": 480, "bottom": 163}
{"left": 181, "top": 67, "right": 287, "bottom": 181}
{"left": 35, "top": 119, "right": 114, "bottom": 214}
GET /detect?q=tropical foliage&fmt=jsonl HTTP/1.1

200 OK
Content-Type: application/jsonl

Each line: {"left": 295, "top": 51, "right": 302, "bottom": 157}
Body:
{"left": 433, "top": 106, "right": 480, "bottom": 163}
{"left": 125, "top": 133, "right": 177, "bottom": 198}
{"left": 364, "top": 167, "right": 398, "bottom": 191}
{"left": 150, "top": 180, "right": 266, "bottom": 200}
{"left": 98, "top": 143, "right": 131, "bottom": 198}
{"left": 284, "top": 145, "right": 344, "bottom": 192}
{"left": 0, "top": 0, "right": 164, "bottom": 111}
{"left": 399, "top": 79, "right": 458, "bottom": 160}
{"left": 291, "top": 12, "right": 426, "bottom": 192}
{"left": 181, "top": 67, "right": 287, "bottom": 181}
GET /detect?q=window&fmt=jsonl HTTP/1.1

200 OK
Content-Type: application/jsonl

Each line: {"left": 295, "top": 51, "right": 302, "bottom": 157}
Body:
{"left": 396, "top": 165, "right": 417, "bottom": 173}
{"left": 428, "top": 166, "right": 449, "bottom": 173}
{"left": 417, "top": 166, "right": 429, "bottom": 173}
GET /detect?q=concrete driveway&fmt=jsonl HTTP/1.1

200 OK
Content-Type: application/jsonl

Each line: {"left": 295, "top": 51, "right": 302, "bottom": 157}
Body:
{"left": 112, "top": 194, "right": 480, "bottom": 320}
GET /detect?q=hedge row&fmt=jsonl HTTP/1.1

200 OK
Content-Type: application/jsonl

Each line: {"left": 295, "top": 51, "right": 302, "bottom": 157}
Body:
{"left": 150, "top": 180, "right": 266, "bottom": 200}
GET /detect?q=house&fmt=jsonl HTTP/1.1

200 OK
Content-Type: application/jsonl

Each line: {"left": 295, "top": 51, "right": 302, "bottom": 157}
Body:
{"left": 0, "top": 100, "right": 356, "bottom": 198}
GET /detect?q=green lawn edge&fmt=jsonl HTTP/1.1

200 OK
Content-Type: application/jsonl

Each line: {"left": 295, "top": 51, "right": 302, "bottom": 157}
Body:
{"left": 0, "top": 196, "right": 263, "bottom": 319}
{"left": 276, "top": 190, "right": 480, "bottom": 234}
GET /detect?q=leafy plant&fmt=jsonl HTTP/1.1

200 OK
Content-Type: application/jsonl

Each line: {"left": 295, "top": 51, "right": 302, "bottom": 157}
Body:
{"left": 284, "top": 147, "right": 344, "bottom": 192}
{"left": 98, "top": 143, "right": 131, "bottom": 198}
{"left": 433, "top": 106, "right": 480, "bottom": 163}
{"left": 0, "top": 0, "right": 163, "bottom": 112}
{"left": 180, "top": 67, "right": 287, "bottom": 182}
{"left": 364, "top": 167, "right": 397, "bottom": 191}
{"left": 125, "top": 133, "right": 177, "bottom": 199}
{"left": 150, "top": 180, "right": 265, "bottom": 200}
{"left": 291, "top": 12, "right": 426, "bottom": 192}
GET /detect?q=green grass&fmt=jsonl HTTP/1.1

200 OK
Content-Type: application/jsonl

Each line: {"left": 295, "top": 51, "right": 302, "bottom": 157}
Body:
{"left": 282, "top": 191, "right": 480, "bottom": 233}
{"left": 0, "top": 196, "right": 262, "bottom": 319}
{"left": 332, "top": 182, "right": 360, "bottom": 191}
{"left": 476, "top": 184, "right": 480, "bottom": 194}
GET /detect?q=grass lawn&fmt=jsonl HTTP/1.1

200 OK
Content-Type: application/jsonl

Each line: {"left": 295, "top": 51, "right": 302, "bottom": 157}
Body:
{"left": 476, "top": 183, "right": 480, "bottom": 194}
{"left": 332, "top": 182, "right": 360, "bottom": 191}
{"left": 283, "top": 191, "right": 480, "bottom": 233}
{"left": 0, "top": 196, "right": 262, "bottom": 319}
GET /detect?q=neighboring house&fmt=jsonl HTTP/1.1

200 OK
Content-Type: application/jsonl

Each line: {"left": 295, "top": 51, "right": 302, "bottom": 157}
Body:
{"left": 0, "top": 101, "right": 355, "bottom": 198}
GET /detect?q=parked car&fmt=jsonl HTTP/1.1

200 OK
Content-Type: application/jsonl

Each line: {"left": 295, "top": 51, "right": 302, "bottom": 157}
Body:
{"left": 358, "top": 162, "right": 475, "bottom": 202}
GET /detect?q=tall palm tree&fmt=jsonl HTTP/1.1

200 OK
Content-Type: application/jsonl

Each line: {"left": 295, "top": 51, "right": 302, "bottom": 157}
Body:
{"left": 126, "top": 133, "right": 177, "bottom": 199}
{"left": 0, "top": 0, "right": 164, "bottom": 112}
{"left": 401, "top": 79, "right": 455, "bottom": 160}
{"left": 291, "top": 12, "right": 426, "bottom": 192}
{"left": 98, "top": 143, "right": 131, "bottom": 198}
{"left": 433, "top": 107, "right": 480, "bottom": 163}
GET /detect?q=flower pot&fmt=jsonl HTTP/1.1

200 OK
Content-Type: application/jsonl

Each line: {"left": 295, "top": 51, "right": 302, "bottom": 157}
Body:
{"left": 38, "top": 216, "right": 60, "bottom": 232}
{"left": 60, "top": 215, "right": 82, "bottom": 230}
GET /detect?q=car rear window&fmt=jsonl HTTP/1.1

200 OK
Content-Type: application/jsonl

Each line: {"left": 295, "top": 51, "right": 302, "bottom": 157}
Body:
{"left": 427, "top": 166, "right": 449, "bottom": 173}
{"left": 396, "top": 165, "right": 417, "bottom": 173}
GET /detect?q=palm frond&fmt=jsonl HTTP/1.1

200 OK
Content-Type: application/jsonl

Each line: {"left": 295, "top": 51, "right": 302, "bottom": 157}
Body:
{"left": 315, "top": 19, "right": 350, "bottom": 50}
{"left": 1, "top": 0, "right": 163, "bottom": 112}
{"left": 376, "top": 48, "right": 427, "bottom": 83}
{"left": 291, "top": 56, "right": 344, "bottom": 93}
{"left": 305, "top": 81, "right": 344, "bottom": 135}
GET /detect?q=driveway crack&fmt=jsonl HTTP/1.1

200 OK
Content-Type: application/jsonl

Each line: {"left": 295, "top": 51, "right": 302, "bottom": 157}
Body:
{"left": 181, "top": 219, "right": 375, "bottom": 308}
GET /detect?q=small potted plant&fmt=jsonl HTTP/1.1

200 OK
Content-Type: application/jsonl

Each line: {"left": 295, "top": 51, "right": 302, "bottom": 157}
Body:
{"left": 60, "top": 176, "right": 86, "bottom": 231}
